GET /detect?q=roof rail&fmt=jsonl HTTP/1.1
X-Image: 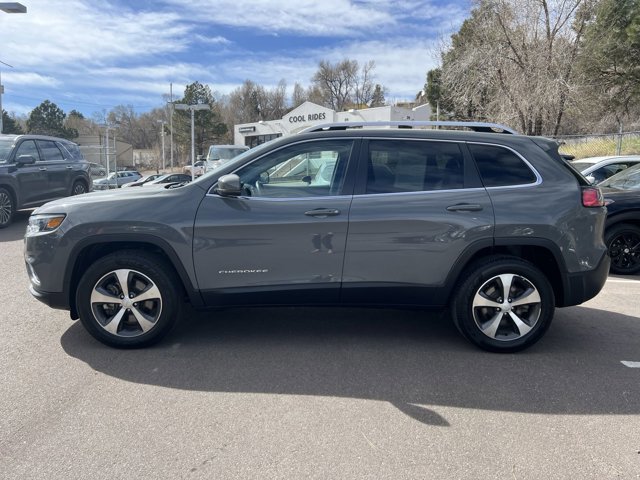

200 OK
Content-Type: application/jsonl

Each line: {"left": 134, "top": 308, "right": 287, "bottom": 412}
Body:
{"left": 299, "top": 121, "right": 519, "bottom": 135}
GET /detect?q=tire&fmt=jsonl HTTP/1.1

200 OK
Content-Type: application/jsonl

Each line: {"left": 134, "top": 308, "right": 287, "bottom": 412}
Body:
{"left": 76, "top": 250, "right": 181, "bottom": 348}
{"left": 0, "top": 187, "right": 15, "bottom": 229}
{"left": 451, "top": 256, "right": 555, "bottom": 353}
{"left": 72, "top": 180, "right": 88, "bottom": 196}
{"left": 605, "top": 223, "right": 640, "bottom": 275}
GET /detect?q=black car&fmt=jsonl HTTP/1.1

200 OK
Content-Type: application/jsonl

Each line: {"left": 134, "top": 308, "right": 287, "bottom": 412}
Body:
{"left": 0, "top": 134, "right": 92, "bottom": 228}
{"left": 600, "top": 163, "right": 640, "bottom": 274}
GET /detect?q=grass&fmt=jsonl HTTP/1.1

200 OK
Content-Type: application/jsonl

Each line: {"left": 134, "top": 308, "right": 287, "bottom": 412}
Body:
{"left": 558, "top": 135, "right": 640, "bottom": 159}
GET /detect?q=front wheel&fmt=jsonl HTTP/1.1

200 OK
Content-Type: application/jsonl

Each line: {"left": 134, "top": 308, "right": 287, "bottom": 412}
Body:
{"left": 76, "top": 251, "right": 181, "bottom": 348}
{"left": 451, "top": 256, "right": 555, "bottom": 353}
{"left": 72, "top": 180, "right": 88, "bottom": 195}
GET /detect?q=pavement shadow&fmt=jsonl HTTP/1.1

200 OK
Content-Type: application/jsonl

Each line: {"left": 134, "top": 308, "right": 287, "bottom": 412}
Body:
{"left": 0, "top": 211, "right": 30, "bottom": 242}
{"left": 61, "top": 305, "right": 640, "bottom": 426}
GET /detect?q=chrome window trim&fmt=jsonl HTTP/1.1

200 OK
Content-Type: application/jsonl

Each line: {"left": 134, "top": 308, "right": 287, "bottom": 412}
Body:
{"left": 465, "top": 141, "right": 542, "bottom": 188}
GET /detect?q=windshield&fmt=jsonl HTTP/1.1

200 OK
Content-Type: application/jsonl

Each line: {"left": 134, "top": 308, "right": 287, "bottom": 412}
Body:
{"left": 0, "top": 138, "right": 15, "bottom": 163}
{"left": 195, "top": 143, "right": 268, "bottom": 182}
{"left": 207, "top": 146, "right": 248, "bottom": 161}
{"left": 600, "top": 163, "right": 640, "bottom": 190}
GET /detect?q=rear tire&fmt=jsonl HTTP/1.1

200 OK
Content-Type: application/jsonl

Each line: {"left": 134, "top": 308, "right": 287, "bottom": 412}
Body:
{"left": 76, "top": 250, "right": 181, "bottom": 348}
{"left": 72, "top": 180, "right": 88, "bottom": 196}
{"left": 0, "top": 187, "right": 14, "bottom": 229}
{"left": 451, "top": 256, "right": 555, "bottom": 353}
{"left": 605, "top": 223, "right": 640, "bottom": 275}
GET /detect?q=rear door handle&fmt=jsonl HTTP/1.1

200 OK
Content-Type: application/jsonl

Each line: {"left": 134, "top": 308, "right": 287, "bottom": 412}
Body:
{"left": 304, "top": 208, "right": 341, "bottom": 218}
{"left": 66, "top": 166, "right": 73, "bottom": 169}
{"left": 39, "top": 167, "right": 47, "bottom": 171}
{"left": 446, "top": 204, "right": 483, "bottom": 212}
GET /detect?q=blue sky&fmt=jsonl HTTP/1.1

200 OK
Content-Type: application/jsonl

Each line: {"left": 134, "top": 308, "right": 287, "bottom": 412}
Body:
{"left": 0, "top": 0, "right": 470, "bottom": 118}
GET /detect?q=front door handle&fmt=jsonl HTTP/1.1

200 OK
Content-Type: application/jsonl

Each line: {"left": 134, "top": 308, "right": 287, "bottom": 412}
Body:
{"left": 304, "top": 208, "right": 341, "bottom": 218}
{"left": 446, "top": 204, "right": 483, "bottom": 212}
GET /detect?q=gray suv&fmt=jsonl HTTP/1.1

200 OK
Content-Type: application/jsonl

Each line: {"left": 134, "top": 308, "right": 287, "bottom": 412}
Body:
{"left": 24, "top": 122, "right": 609, "bottom": 352}
{"left": 0, "top": 134, "right": 91, "bottom": 228}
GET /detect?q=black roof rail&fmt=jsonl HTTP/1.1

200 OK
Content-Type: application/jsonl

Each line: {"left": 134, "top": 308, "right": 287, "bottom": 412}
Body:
{"left": 299, "top": 121, "right": 519, "bottom": 135}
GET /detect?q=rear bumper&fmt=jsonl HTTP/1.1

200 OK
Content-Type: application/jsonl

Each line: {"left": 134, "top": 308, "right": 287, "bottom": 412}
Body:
{"left": 560, "top": 252, "right": 610, "bottom": 307}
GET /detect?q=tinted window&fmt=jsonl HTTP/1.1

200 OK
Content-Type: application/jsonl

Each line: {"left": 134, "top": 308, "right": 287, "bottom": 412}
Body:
{"left": 469, "top": 144, "right": 537, "bottom": 187}
{"left": 59, "top": 142, "right": 83, "bottom": 160}
{"left": 14, "top": 140, "right": 40, "bottom": 162}
{"left": 366, "top": 140, "right": 465, "bottom": 194}
{"left": 37, "top": 140, "right": 65, "bottom": 161}
{"left": 236, "top": 140, "right": 353, "bottom": 198}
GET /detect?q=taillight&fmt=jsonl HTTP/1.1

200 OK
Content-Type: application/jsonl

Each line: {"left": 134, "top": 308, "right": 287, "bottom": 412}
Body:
{"left": 581, "top": 187, "right": 604, "bottom": 207}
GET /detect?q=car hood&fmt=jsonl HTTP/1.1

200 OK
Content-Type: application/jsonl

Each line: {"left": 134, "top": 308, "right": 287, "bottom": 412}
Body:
{"left": 33, "top": 183, "right": 189, "bottom": 213}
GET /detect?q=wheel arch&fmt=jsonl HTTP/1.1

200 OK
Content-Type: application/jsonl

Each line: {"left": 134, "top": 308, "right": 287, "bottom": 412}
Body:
{"left": 66, "top": 235, "right": 202, "bottom": 319}
{"left": 446, "top": 240, "right": 566, "bottom": 307}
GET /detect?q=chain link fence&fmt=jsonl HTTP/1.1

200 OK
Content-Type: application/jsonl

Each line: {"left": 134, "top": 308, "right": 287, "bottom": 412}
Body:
{"left": 556, "top": 131, "right": 640, "bottom": 159}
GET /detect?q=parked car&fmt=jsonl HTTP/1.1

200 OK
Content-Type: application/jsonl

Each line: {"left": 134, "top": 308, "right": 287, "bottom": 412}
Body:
{"left": 88, "top": 162, "right": 106, "bottom": 177}
{"left": 0, "top": 134, "right": 91, "bottom": 228}
{"left": 92, "top": 170, "right": 142, "bottom": 190}
{"left": 205, "top": 145, "right": 249, "bottom": 172}
{"left": 571, "top": 155, "right": 640, "bottom": 184}
{"left": 599, "top": 163, "right": 640, "bottom": 275}
{"left": 121, "top": 173, "right": 163, "bottom": 188}
{"left": 25, "top": 121, "right": 609, "bottom": 352}
{"left": 142, "top": 173, "right": 192, "bottom": 187}
{"left": 183, "top": 160, "right": 206, "bottom": 177}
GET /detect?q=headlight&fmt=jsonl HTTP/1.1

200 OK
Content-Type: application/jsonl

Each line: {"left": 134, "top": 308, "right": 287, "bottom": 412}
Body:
{"left": 26, "top": 214, "right": 66, "bottom": 236}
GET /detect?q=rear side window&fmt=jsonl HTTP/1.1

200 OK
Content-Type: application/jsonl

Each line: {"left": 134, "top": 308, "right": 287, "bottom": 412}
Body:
{"left": 59, "top": 142, "right": 84, "bottom": 160}
{"left": 469, "top": 144, "right": 537, "bottom": 187}
{"left": 366, "top": 140, "right": 466, "bottom": 194}
{"left": 37, "top": 140, "right": 65, "bottom": 161}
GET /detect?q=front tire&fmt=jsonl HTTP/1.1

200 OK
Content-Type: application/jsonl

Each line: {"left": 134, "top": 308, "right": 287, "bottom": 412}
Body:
{"left": 76, "top": 251, "right": 181, "bottom": 348}
{"left": 605, "top": 223, "right": 640, "bottom": 275}
{"left": 451, "top": 256, "right": 555, "bottom": 353}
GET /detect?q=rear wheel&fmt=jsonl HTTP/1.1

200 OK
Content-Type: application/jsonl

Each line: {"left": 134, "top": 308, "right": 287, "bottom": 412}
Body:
{"left": 0, "top": 187, "right": 14, "bottom": 229}
{"left": 72, "top": 180, "right": 88, "bottom": 195}
{"left": 451, "top": 256, "right": 555, "bottom": 352}
{"left": 605, "top": 223, "right": 640, "bottom": 275}
{"left": 76, "top": 251, "right": 181, "bottom": 348}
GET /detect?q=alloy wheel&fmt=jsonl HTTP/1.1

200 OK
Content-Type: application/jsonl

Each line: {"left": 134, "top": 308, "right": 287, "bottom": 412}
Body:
{"left": 90, "top": 269, "right": 163, "bottom": 337}
{"left": 471, "top": 273, "right": 542, "bottom": 341}
{"left": 609, "top": 231, "right": 640, "bottom": 274}
{"left": 0, "top": 190, "right": 13, "bottom": 226}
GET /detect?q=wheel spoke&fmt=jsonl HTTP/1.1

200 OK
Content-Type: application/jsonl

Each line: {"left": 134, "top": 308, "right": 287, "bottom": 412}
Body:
{"left": 511, "top": 288, "right": 540, "bottom": 307}
{"left": 508, "top": 311, "right": 533, "bottom": 336}
{"left": 473, "top": 292, "right": 501, "bottom": 308}
{"left": 104, "top": 307, "right": 126, "bottom": 335}
{"left": 134, "top": 284, "right": 161, "bottom": 302}
{"left": 91, "top": 290, "right": 121, "bottom": 305}
{"left": 498, "top": 274, "right": 515, "bottom": 301}
{"left": 114, "top": 269, "right": 130, "bottom": 298}
{"left": 481, "top": 312, "right": 503, "bottom": 339}
{"left": 130, "top": 307, "right": 157, "bottom": 333}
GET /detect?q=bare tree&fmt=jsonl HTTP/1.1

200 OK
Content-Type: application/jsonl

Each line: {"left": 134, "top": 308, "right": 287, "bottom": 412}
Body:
{"left": 312, "top": 59, "right": 359, "bottom": 111}
{"left": 440, "top": 0, "right": 596, "bottom": 135}
{"left": 354, "top": 60, "right": 376, "bottom": 107}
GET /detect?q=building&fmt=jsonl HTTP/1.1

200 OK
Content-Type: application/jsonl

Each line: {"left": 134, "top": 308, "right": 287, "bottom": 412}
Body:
{"left": 75, "top": 135, "right": 134, "bottom": 170}
{"left": 234, "top": 101, "right": 432, "bottom": 147}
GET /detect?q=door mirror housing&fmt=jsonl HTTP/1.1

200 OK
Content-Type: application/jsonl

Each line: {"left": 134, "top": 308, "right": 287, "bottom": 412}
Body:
{"left": 16, "top": 154, "right": 37, "bottom": 165}
{"left": 216, "top": 174, "right": 242, "bottom": 197}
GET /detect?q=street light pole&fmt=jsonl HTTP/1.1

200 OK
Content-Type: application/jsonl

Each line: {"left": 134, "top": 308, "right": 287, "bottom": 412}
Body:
{"left": 0, "top": 3, "right": 27, "bottom": 134}
{"left": 173, "top": 103, "right": 210, "bottom": 181}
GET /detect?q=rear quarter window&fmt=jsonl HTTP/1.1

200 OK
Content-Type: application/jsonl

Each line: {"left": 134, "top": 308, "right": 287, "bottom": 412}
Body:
{"left": 468, "top": 144, "right": 537, "bottom": 187}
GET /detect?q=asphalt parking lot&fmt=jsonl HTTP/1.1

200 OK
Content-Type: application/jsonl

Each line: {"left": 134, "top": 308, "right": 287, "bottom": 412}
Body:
{"left": 1, "top": 210, "right": 639, "bottom": 479}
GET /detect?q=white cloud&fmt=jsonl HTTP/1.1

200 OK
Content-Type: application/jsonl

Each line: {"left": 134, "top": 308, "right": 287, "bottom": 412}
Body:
{"left": 2, "top": 72, "right": 60, "bottom": 88}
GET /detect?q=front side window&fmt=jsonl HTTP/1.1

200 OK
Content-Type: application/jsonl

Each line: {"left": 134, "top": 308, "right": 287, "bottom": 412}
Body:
{"left": 469, "top": 144, "right": 537, "bottom": 187}
{"left": 235, "top": 140, "right": 354, "bottom": 198}
{"left": 14, "top": 140, "right": 40, "bottom": 162}
{"left": 366, "top": 140, "right": 465, "bottom": 194}
{"left": 37, "top": 140, "right": 65, "bottom": 161}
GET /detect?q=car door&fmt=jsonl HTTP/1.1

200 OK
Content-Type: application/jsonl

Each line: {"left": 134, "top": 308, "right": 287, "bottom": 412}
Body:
{"left": 341, "top": 138, "right": 495, "bottom": 306}
{"left": 12, "top": 139, "right": 49, "bottom": 207}
{"left": 35, "top": 139, "right": 70, "bottom": 199}
{"left": 193, "top": 138, "right": 358, "bottom": 306}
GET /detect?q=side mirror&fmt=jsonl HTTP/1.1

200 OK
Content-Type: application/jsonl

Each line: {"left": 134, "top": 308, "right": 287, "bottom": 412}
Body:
{"left": 585, "top": 175, "right": 596, "bottom": 184}
{"left": 216, "top": 174, "right": 242, "bottom": 197}
{"left": 16, "top": 154, "right": 37, "bottom": 165}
